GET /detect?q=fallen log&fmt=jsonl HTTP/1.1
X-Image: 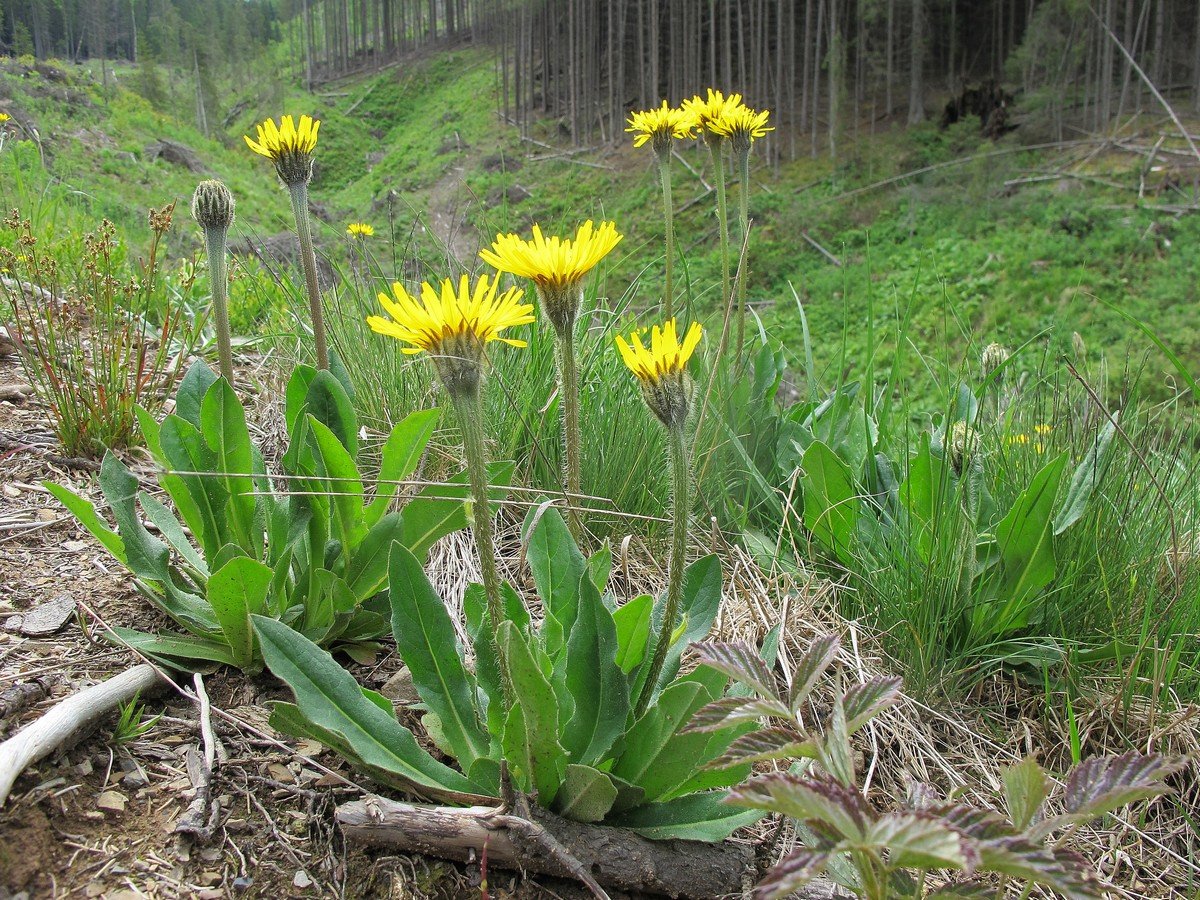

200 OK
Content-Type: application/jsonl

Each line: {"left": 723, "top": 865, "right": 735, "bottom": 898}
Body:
{"left": 0, "top": 663, "right": 165, "bottom": 806}
{"left": 337, "top": 795, "right": 840, "bottom": 898}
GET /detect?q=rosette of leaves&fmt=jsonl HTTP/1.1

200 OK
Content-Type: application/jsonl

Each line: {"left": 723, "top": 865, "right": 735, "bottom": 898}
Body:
{"left": 252, "top": 508, "right": 780, "bottom": 839}
{"left": 686, "top": 638, "right": 1182, "bottom": 899}
{"left": 47, "top": 360, "right": 508, "bottom": 671}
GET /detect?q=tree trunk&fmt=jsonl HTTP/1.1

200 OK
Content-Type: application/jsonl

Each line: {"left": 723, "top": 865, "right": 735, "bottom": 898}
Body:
{"left": 908, "top": 0, "right": 925, "bottom": 124}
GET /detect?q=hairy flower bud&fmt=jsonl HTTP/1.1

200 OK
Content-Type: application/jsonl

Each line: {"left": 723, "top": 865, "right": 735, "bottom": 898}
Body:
{"left": 981, "top": 342, "right": 1010, "bottom": 381}
{"left": 947, "top": 421, "right": 979, "bottom": 475}
{"left": 191, "top": 180, "right": 235, "bottom": 232}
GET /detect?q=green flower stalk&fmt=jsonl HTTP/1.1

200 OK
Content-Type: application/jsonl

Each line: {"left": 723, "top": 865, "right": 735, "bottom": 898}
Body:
{"left": 367, "top": 274, "right": 536, "bottom": 699}
{"left": 625, "top": 101, "right": 697, "bottom": 320}
{"left": 481, "top": 221, "right": 623, "bottom": 539}
{"left": 709, "top": 137, "right": 732, "bottom": 355}
{"left": 616, "top": 318, "right": 703, "bottom": 716}
{"left": 244, "top": 114, "right": 329, "bottom": 370}
{"left": 191, "top": 180, "right": 236, "bottom": 383}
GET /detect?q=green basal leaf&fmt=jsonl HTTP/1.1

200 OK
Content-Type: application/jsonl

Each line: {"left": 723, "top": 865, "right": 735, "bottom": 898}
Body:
{"left": 612, "top": 594, "right": 653, "bottom": 674}
{"left": 610, "top": 792, "right": 763, "bottom": 842}
{"left": 801, "top": 440, "right": 860, "bottom": 562}
{"left": 199, "top": 377, "right": 259, "bottom": 556}
{"left": 525, "top": 508, "right": 585, "bottom": 661}
{"left": 365, "top": 409, "right": 439, "bottom": 527}
{"left": 561, "top": 573, "right": 629, "bottom": 766}
{"left": 401, "top": 462, "right": 514, "bottom": 561}
{"left": 207, "top": 556, "right": 272, "bottom": 669}
{"left": 43, "top": 480, "right": 126, "bottom": 564}
{"left": 554, "top": 764, "right": 618, "bottom": 823}
{"left": 388, "top": 542, "right": 489, "bottom": 772}
{"left": 500, "top": 620, "right": 566, "bottom": 805}
{"left": 175, "top": 359, "right": 217, "bottom": 428}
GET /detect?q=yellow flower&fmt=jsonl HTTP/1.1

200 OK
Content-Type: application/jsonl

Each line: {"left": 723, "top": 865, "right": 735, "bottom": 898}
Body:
{"left": 244, "top": 114, "right": 320, "bottom": 185}
{"left": 480, "top": 220, "right": 622, "bottom": 333}
{"left": 347, "top": 222, "right": 375, "bottom": 238}
{"left": 0, "top": 113, "right": 10, "bottom": 123}
{"left": 617, "top": 319, "right": 703, "bottom": 429}
{"left": 617, "top": 319, "right": 703, "bottom": 384}
{"left": 681, "top": 89, "right": 744, "bottom": 137}
{"left": 1033, "top": 423, "right": 1052, "bottom": 436}
{"left": 626, "top": 101, "right": 696, "bottom": 151}
{"left": 706, "top": 103, "right": 773, "bottom": 149}
{"left": 368, "top": 274, "right": 533, "bottom": 358}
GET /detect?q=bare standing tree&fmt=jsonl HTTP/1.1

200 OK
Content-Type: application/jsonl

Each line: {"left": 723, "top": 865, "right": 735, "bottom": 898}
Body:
{"left": 908, "top": 0, "right": 925, "bottom": 123}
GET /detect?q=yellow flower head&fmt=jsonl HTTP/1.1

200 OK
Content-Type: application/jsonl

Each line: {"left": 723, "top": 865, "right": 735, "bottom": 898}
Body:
{"left": 617, "top": 319, "right": 703, "bottom": 428}
{"left": 368, "top": 274, "right": 532, "bottom": 397}
{"left": 479, "top": 220, "right": 622, "bottom": 333}
{"left": 626, "top": 101, "right": 696, "bottom": 152}
{"left": 244, "top": 114, "right": 320, "bottom": 185}
{"left": 681, "top": 89, "right": 744, "bottom": 138}
{"left": 347, "top": 222, "right": 375, "bottom": 238}
{"left": 0, "top": 113, "right": 10, "bottom": 123}
{"left": 707, "top": 103, "right": 773, "bottom": 151}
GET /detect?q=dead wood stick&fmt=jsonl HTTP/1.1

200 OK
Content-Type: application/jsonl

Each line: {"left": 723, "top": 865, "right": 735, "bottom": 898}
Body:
{"left": 174, "top": 672, "right": 221, "bottom": 840}
{"left": 801, "top": 230, "right": 843, "bottom": 267}
{"left": 0, "top": 663, "right": 163, "bottom": 806}
{"left": 337, "top": 795, "right": 762, "bottom": 899}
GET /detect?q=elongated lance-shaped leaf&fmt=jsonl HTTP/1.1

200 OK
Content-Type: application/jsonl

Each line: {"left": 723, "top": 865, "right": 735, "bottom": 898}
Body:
{"left": 690, "top": 641, "right": 779, "bottom": 699}
{"left": 175, "top": 359, "right": 218, "bottom": 427}
{"left": 200, "top": 377, "right": 259, "bottom": 556}
{"left": 160, "top": 413, "right": 226, "bottom": 560}
{"left": 44, "top": 480, "right": 126, "bottom": 564}
{"left": 787, "top": 634, "right": 840, "bottom": 711}
{"left": 1053, "top": 415, "right": 1117, "bottom": 536}
{"left": 755, "top": 848, "right": 832, "bottom": 900}
{"left": 138, "top": 491, "right": 206, "bottom": 577}
{"left": 612, "top": 593, "right": 653, "bottom": 673}
{"left": 560, "top": 573, "right": 629, "bottom": 766}
{"left": 364, "top": 408, "right": 439, "bottom": 527}
{"left": 304, "top": 415, "right": 366, "bottom": 552}
{"left": 207, "top": 556, "right": 272, "bottom": 670}
{"left": 706, "top": 726, "right": 816, "bottom": 770}
{"left": 842, "top": 676, "right": 903, "bottom": 733}
{"left": 388, "top": 542, "right": 489, "bottom": 772}
{"left": 1062, "top": 750, "right": 1180, "bottom": 817}
{"left": 253, "top": 615, "right": 482, "bottom": 799}
{"left": 608, "top": 791, "right": 763, "bottom": 842}
{"left": 524, "top": 508, "right": 585, "bottom": 661}
{"left": 500, "top": 620, "right": 567, "bottom": 804}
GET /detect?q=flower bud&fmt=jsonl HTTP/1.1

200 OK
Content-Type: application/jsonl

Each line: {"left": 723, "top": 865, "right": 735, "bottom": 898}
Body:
{"left": 191, "top": 180, "right": 235, "bottom": 232}
{"left": 981, "top": 342, "right": 1010, "bottom": 381}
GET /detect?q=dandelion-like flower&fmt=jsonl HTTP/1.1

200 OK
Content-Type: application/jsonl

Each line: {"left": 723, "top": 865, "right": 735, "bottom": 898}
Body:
{"left": 480, "top": 220, "right": 622, "bottom": 333}
{"left": 368, "top": 274, "right": 533, "bottom": 398}
{"left": 626, "top": 101, "right": 696, "bottom": 154}
{"left": 244, "top": 114, "right": 320, "bottom": 185}
{"left": 707, "top": 103, "right": 773, "bottom": 153}
{"left": 347, "top": 222, "right": 374, "bottom": 238}
{"left": 0, "top": 113, "right": 10, "bottom": 123}
{"left": 617, "top": 319, "right": 702, "bottom": 429}
{"left": 681, "top": 89, "right": 744, "bottom": 139}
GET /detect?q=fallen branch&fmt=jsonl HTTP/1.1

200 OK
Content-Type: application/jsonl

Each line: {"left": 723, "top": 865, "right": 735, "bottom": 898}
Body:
{"left": 800, "top": 230, "right": 843, "bottom": 267}
{"left": 337, "top": 795, "right": 823, "bottom": 899}
{"left": 0, "top": 663, "right": 165, "bottom": 806}
{"left": 174, "top": 672, "right": 221, "bottom": 841}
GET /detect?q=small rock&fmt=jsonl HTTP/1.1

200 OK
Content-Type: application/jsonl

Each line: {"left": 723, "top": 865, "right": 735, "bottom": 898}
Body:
{"left": 6, "top": 594, "right": 75, "bottom": 637}
{"left": 232, "top": 876, "right": 254, "bottom": 892}
{"left": 96, "top": 789, "right": 127, "bottom": 813}
{"left": 379, "top": 666, "right": 418, "bottom": 707}
{"left": 293, "top": 870, "right": 313, "bottom": 889}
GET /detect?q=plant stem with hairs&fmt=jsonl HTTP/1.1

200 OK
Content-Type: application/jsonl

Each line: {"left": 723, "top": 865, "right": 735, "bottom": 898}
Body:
{"left": 734, "top": 143, "right": 751, "bottom": 360}
{"left": 453, "top": 388, "right": 511, "bottom": 702}
{"left": 202, "top": 226, "right": 233, "bottom": 383}
{"left": 657, "top": 148, "right": 677, "bottom": 320}
{"left": 553, "top": 319, "right": 584, "bottom": 540}
{"left": 635, "top": 423, "right": 691, "bottom": 716}
{"left": 287, "top": 181, "right": 329, "bottom": 370}
{"left": 709, "top": 139, "right": 731, "bottom": 357}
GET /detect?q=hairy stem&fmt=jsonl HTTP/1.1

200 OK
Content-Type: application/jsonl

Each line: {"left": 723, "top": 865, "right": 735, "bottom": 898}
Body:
{"left": 554, "top": 322, "right": 584, "bottom": 540}
{"left": 635, "top": 424, "right": 691, "bottom": 717}
{"left": 735, "top": 144, "right": 751, "bottom": 360}
{"left": 287, "top": 181, "right": 329, "bottom": 370}
{"left": 454, "top": 389, "right": 512, "bottom": 703}
{"left": 709, "top": 139, "right": 731, "bottom": 358}
{"left": 657, "top": 149, "right": 677, "bottom": 321}
{"left": 202, "top": 226, "right": 233, "bottom": 383}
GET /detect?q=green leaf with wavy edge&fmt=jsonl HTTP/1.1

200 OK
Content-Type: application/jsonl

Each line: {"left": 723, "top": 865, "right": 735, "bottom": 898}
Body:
{"left": 388, "top": 542, "right": 489, "bottom": 772}
{"left": 553, "top": 764, "right": 618, "bottom": 823}
{"left": 139, "top": 491, "right": 207, "bottom": 577}
{"left": 302, "top": 370, "right": 358, "bottom": 457}
{"left": 525, "top": 508, "right": 585, "bottom": 661}
{"left": 612, "top": 594, "right": 652, "bottom": 674}
{"left": 159, "top": 413, "right": 225, "bottom": 559}
{"left": 105, "top": 625, "right": 237, "bottom": 668}
{"left": 365, "top": 409, "right": 439, "bottom": 527}
{"left": 304, "top": 414, "right": 366, "bottom": 552}
{"left": 207, "top": 556, "right": 272, "bottom": 670}
{"left": 400, "top": 462, "right": 514, "bottom": 561}
{"left": 43, "top": 481, "right": 125, "bottom": 564}
{"left": 500, "top": 620, "right": 566, "bottom": 804}
{"left": 199, "top": 377, "right": 258, "bottom": 556}
{"left": 344, "top": 512, "right": 403, "bottom": 600}
{"left": 610, "top": 791, "right": 763, "bottom": 842}
{"left": 253, "top": 615, "right": 482, "bottom": 800}
{"left": 175, "top": 359, "right": 217, "bottom": 428}
{"left": 561, "top": 573, "right": 629, "bottom": 766}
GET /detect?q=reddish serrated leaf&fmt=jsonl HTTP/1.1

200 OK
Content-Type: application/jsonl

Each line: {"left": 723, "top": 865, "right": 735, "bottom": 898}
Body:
{"left": 977, "top": 835, "right": 1103, "bottom": 900}
{"left": 693, "top": 640, "right": 778, "bottom": 698}
{"left": 754, "top": 848, "right": 830, "bottom": 900}
{"left": 842, "top": 675, "right": 902, "bottom": 732}
{"left": 867, "top": 811, "right": 978, "bottom": 873}
{"left": 1063, "top": 750, "right": 1181, "bottom": 817}
{"left": 729, "top": 772, "right": 874, "bottom": 839}
{"left": 926, "top": 881, "right": 995, "bottom": 899}
{"left": 684, "top": 696, "right": 753, "bottom": 733}
{"left": 786, "top": 634, "right": 840, "bottom": 710}
{"left": 706, "top": 726, "right": 814, "bottom": 770}
{"left": 932, "top": 803, "right": 1014, "bottom": 840}
{"left": 904, "top": 780, "right": 942, "bottom": 811}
